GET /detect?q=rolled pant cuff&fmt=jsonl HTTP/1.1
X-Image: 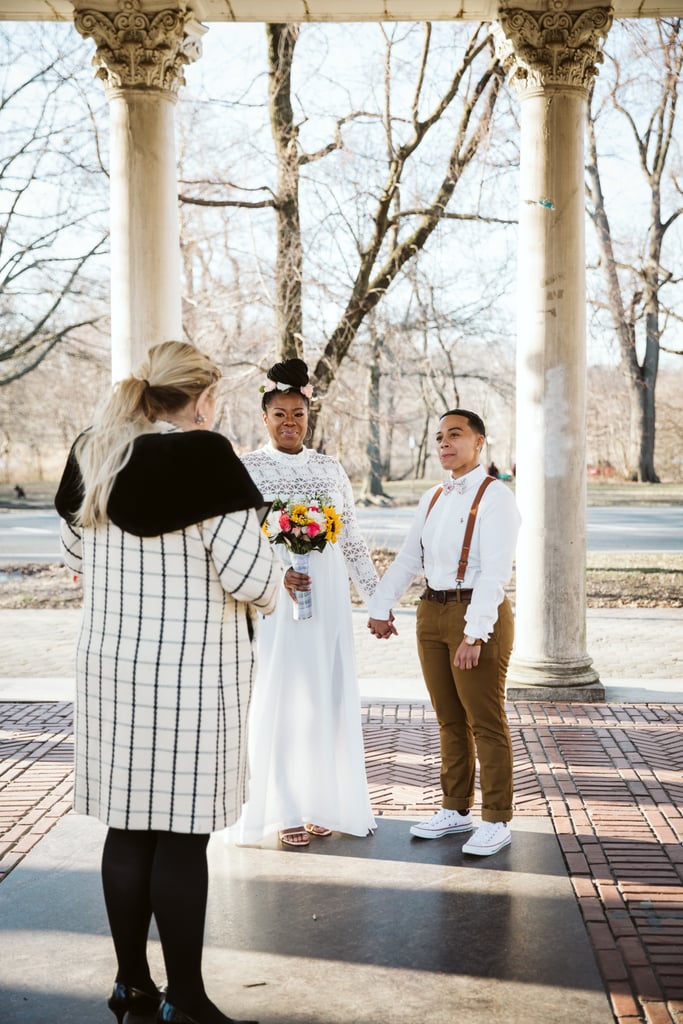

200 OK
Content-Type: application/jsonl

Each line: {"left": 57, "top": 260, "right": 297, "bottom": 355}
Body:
{"left": 480, "top": 811, "right": 513, "bottom": 823}
{"left": 442, "top": 797, "right": 475, "bottom": 812}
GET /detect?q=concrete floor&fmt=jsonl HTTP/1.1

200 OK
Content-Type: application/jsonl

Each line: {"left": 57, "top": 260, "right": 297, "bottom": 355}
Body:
{"left": 0, "top": 813, "right": 613, "bottom": 1024}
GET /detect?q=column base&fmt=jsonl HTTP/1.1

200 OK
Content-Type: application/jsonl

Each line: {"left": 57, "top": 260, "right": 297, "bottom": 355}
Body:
{"left": 505, "top": 656, "right": 605, "bottom": 702}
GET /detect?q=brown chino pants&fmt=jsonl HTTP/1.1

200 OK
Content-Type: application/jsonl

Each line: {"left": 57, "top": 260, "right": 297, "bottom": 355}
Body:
{"left": 416, "top": 595, "right": 515, "bottom": 823}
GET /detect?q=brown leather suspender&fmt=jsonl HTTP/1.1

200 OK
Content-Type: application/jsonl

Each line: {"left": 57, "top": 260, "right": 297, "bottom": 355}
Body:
{"left": 456, "top": 476, "right": 495, "bottom": 583}
{"left": 422, "top": 475, "right": 496, "bottom": 583}
{"left": 425, "top": 486, "right": 443, "bottom": 518}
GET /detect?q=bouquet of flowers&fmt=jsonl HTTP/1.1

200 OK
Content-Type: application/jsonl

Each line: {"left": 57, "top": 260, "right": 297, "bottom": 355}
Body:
{"left": 263, "top": 495, "right": 343, "bottom": 619}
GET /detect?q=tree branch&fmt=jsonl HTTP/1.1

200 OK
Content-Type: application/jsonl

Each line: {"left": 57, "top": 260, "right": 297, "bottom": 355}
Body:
{"left": 313, "top": 30, "right": 502, "bottom": 396}
{"left": 178, "top": 193, "right": 276, "bottom": 209}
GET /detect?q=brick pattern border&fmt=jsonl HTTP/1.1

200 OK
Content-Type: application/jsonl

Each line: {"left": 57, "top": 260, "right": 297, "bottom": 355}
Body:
{"left": 0, "top": 702, "right": 74, "bottom": 880}
{"left": 1, "top": 699, "right": 682, "bottom": 1024}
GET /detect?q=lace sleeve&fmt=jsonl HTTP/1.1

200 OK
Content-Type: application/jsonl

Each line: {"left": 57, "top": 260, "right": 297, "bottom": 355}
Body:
{"left": 336, "top": 461, "right": 378, "bottom": 603}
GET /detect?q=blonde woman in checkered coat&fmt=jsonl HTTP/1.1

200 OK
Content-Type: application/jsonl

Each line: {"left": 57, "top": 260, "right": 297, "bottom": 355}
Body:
{"left": 55, "top": 342, "right": 281, "bottom": 1024}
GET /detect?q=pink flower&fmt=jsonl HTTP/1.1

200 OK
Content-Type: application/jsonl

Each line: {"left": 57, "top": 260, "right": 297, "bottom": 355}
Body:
{"left": 279, "top": 513, "right": 291, "bottom": 531}
{"left": 306, "top": 522, "right": 322, "bottom": 538}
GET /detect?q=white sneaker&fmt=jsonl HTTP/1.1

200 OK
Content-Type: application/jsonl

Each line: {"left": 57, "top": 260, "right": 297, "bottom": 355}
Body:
{"left": 462, "top": 821, "right": 511, "bottom": 856}
{"left": 409, "top": 808, "right": 473, "bottom": 839}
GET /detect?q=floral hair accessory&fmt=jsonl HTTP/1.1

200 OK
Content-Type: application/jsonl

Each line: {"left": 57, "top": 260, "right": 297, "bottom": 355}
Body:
{"left": 259, "top": 379, "right": 314, "bottom": 398}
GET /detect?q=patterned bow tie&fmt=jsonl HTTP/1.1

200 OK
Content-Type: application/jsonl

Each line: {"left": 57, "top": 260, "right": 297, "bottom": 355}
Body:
{"left": 442, "top": 476, "right": 469, "bottom": 496}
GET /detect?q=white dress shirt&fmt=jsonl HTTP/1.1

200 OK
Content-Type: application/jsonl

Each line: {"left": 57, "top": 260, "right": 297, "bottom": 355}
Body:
{"left": 368, "top": 464, "right": 521, "bottom": 641}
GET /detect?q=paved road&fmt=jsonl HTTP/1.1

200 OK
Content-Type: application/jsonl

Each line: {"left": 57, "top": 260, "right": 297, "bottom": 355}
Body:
{"left": 0, "top": 510, "right": 62, "bottom": 565}
{"left": 587, "top": 505, "right": 683, "bottom": 550}
{"left": 359, "top": 505, "right": 683, "bottom": 552}
{"left": 1, "top": 504, "right": 682, "bottom": 565}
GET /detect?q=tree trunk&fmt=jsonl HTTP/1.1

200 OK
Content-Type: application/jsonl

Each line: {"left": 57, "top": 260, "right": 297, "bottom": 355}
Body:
{"left": 586, "top": 108, "right": 641, "bottom": 478}
{"left": 383, "top": 389, "right": 395, "bottom": 479}
{"left": 415, "top": 415, "right": 431, "bottom": 479}
{"left": 636, "top": 374, "right": 659, "bottom": 482}
{"left": 638, "top": 265, "right": 662, "bottom": 481}
{"left": 267, "top": 24, "right": 303, "bottom": 360}
{"left": 360, "top": 331, "right": 392, "bottom": 503}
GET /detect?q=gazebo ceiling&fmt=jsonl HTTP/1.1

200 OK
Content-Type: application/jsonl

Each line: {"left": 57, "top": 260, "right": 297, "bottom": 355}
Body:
{"left": 3, "top": 0, "right": 683, "bottom": 22}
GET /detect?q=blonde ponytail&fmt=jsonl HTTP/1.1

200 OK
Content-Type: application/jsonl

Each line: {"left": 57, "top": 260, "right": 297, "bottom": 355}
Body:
{"left": 75, "top": 342, "right": 221, "bottom": 528}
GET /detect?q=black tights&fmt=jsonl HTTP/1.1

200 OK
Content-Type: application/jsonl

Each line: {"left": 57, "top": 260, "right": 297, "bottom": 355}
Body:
{"left": 102, "top": 828, "right": 230, "bottom": 1023}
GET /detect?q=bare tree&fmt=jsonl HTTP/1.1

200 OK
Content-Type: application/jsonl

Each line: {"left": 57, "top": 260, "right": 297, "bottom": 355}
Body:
{"left": 586, "top": 18, "right": 683, "bottom": 482}
{"left": 359, "top": 319, "right": 392, "bottom": 502}
{"left": 351, "top": 285, "right": 516, "bottom": 493}
{"left": 180, "top": 22, "right": 505, "bottom": 424}
{"left": 308, "top": 24, "right": 504, "bottom": 417}
{"left": 585, "top": 363, "right": 683, "bottom": 482}
{"left": 0, "top": 25, "right": 108, "bottom": 385}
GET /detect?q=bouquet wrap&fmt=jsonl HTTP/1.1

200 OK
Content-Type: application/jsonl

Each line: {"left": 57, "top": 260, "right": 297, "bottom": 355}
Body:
{"left": 290, "top": 551, "right": 312, "bottom": 621}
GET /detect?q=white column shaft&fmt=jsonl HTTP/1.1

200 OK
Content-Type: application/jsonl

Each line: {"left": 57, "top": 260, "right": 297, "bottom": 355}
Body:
{"left": 509, "top": 88, "right": 598, "bottom": 688}
{"left": 109, "top": 90, "right": 182, "bottom": 381}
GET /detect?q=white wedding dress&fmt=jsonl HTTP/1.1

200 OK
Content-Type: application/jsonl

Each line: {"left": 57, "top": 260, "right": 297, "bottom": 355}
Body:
{"left": 226, "top": 442, "right": 378, "bottom": 842}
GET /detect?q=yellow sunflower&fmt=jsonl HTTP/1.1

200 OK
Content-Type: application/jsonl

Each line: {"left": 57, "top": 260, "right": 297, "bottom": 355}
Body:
{"left": 323, "top": 505, "right": 342, "bottom": 543}
{"left": 290, "top": 503, "right": 310, "bottom": 525}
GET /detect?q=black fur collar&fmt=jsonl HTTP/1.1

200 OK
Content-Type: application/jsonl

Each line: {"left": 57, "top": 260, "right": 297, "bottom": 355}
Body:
{"left": 55, "top": 429, "right": 263, "bottom": 537}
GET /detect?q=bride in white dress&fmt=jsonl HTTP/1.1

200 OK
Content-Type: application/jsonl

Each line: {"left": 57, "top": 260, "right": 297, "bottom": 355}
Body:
{"left": 226, "top": 359, "right": 379, "bottom": 847}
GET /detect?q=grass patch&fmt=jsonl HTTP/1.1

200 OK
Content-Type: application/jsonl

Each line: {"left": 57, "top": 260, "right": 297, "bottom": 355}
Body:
{"left": 355, "top": 478, "right": 683, "bottom": 507}
{"left": 586, "top": 551, "right": 683, "bottom": 571}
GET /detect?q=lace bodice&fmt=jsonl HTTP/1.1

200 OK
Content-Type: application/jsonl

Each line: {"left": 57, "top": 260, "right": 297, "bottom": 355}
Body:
{"left": 241, "top": 443, "right": 378, "bottom": 602}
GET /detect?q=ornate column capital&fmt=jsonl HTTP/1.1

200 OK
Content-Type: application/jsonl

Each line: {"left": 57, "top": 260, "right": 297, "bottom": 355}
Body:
{"left": 494, "top": 1, "right": 613, "bottom": 97}
{"left": 73, "top": 0, "right": 206, "bottom": 96}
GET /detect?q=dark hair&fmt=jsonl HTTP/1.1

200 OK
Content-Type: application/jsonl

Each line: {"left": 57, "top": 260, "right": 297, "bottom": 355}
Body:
{"left": 439, "top": 408, "right": 486, "bottom": 437}
{"left": 261, "top": 358, "right": 311, "bottom": 411}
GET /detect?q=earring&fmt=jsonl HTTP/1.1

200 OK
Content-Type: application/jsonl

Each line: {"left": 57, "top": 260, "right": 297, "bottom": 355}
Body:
{"left": 194, "top": 413, "right": 206, "bottom": 425}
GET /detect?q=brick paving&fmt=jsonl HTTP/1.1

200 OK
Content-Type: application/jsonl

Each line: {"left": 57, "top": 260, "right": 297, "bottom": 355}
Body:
{"left": 1, "top": 698, "right": 682, "bottom": 1024}
{"left": 0, "top": 702, "right": 73, "bottom": 880}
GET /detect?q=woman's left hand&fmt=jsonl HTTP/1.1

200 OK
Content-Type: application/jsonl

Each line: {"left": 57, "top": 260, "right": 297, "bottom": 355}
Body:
{"left": 284, "top": 567, "right": 311, "bottom": 602}
{"left": 453, "top": 640, "right": 482, "bottom": 671}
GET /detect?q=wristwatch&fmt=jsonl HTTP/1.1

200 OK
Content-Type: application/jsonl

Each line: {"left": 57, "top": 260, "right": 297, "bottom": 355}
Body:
{"left": 463, "top": 635, "right": 483, "bottom": 646}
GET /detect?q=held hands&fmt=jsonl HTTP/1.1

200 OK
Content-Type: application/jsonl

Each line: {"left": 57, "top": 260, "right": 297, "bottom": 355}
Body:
{"left": 367, "top": 612, "right": 398, "bottom": 640}
{"left": 284, "top": 566, "right": 311, "bottom": 604}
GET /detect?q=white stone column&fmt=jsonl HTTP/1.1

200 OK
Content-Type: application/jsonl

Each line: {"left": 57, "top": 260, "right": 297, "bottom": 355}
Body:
{"left": 74, "top": 1, "right": 205, "bottom": 380}
{"left": 494, "top": 3, "right": 612, "bottom": 700}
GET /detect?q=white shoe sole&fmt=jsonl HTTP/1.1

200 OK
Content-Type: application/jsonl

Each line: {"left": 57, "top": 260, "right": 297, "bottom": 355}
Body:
{"left": 462, "top": 833, "right": 512, "bottom": 856}
{"left": 409, "top": 823, "right": 473, "bottom": 839}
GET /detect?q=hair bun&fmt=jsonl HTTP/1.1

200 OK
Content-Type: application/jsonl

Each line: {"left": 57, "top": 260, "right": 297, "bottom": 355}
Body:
{"left": 267, "top": 358, "right": 309, "bottom": 388}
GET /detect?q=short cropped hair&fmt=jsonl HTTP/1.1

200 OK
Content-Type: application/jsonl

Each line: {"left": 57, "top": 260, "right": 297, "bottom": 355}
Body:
{"left": 439, "top": 408, "right": 486, "bottom": 437}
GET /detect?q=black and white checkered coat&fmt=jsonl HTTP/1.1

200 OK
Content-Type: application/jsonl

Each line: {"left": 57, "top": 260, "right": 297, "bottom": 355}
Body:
{"left": 60, "top": 508, "right": 282, "bottom": 833}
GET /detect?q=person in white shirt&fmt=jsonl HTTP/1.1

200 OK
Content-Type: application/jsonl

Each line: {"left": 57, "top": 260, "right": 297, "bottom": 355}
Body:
{"left": 368, "top": 409, "right": 521, "bottom": 857}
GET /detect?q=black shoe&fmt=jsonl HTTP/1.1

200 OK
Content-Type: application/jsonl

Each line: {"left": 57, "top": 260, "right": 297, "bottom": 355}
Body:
{"left": 157, "top": 999, "right": 258, "bottom": 1024}
{"left": 108, "top": 982, "right": 163, "bottom": 1023}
